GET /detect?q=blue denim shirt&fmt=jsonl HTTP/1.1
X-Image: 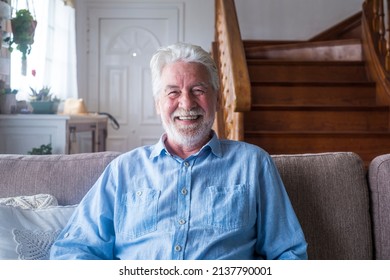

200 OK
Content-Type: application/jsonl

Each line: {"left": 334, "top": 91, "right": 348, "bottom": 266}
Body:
{"left": 50, "top": 133, "right": 307, "bottom": 260}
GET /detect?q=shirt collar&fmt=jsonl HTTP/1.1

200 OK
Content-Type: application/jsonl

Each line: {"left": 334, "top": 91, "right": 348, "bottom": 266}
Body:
{"left": 150, "top": 134, "right": 168, "bottom": 159}
{"left": 150, "top": 130, "right": 222, "bottom": 159}
{"left": 207, "top": 131, "right": 222, "bottom": 157}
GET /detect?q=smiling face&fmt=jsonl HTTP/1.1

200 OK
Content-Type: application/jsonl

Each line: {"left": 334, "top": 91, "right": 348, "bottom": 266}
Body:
{"left": 155, "top": 61, "right": 219, "bottom": 152}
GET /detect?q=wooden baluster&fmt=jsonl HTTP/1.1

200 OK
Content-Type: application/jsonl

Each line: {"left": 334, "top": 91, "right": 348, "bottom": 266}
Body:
{"left": 373, "top": 0, "right": 380, "bottom": 32}
{"left": 379, "top": 0, "right": 387, "bottom": 55}
{"left": 386, "top": 0, "right": 390, "bottom": 70}
{"left": 364, "top": 0, "right": 372, "bottom": 19}
{"left": 362, "top": 0, "right": 373, "bottom": 36}
{"left": 368, "top": 0, "right": 375, "bottom": 30}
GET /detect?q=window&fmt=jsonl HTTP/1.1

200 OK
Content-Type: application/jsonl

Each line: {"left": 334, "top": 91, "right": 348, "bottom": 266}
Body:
{"left": 10, "top": 0, "right": 77, "bottom": 102}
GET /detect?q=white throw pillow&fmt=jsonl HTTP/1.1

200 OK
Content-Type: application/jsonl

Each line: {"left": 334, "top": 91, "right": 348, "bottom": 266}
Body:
{"left": 0, "top": 194, "right": 58, "bottom": 209}
{"left": 0, "top": 204, "right": 77, "bottom": 260}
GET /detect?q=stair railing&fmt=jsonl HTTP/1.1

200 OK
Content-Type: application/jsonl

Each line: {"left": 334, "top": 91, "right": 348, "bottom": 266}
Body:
{"left": 363, "top": 0, "right": 390, "bottom": 104}
{"left": 213, "top": 0, "right": 251, "bottom": 140}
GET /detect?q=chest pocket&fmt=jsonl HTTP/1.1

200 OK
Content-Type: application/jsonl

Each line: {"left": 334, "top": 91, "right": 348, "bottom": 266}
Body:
{"left": 117, "top": 189, "right": 160, "bottom": 239}
{"left": 206, "top": 184, "right": 249, "bottom": 231}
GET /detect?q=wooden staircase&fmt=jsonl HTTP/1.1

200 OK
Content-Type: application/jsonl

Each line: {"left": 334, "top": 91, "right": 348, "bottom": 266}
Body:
{"left": 213, "top": 0, "right": 390, "bottom": 167}
{"left": 242, "top": 36, "right": 390, "bottom": 166}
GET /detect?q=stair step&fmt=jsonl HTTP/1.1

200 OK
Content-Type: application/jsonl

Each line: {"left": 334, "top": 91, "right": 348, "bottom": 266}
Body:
{"left": 244, "top": 40, "right": 303, "bottom": 49}
{"left": 244, "top": 131, "right": 390, "bottom": 165}
{"left": 247, "top": 60, "right": 368, "bottom": 82}
{"left": 251, "top": 81, "right": 377, "bottom": 106}
{"left": 244, "top": 105, "right": 390, "bottom": 131}
{"left": 245, "top": 39, "right": 362, "bottom": 61}
{"left": 241, "top": 35, "right": 389, "bottom": 166}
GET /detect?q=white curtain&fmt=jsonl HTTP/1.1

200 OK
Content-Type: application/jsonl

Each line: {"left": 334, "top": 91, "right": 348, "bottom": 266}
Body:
{"left": 11, "top": 0, "right": 78, "bottom": 102}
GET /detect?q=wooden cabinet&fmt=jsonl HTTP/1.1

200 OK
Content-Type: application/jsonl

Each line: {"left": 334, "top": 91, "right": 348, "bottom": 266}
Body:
{"left": 0, "top": 114, "right": 107, "bottom": 154}
{"left": 0, "top": 114, "right": 68, "bottom": 154}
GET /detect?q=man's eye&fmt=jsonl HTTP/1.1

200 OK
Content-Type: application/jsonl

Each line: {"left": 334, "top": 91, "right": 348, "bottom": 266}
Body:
{"left": 168, "top": 90, "right": 180, "bottom": 96}
{"left": 192, "top": 88, "right": 206, "bottom": 95}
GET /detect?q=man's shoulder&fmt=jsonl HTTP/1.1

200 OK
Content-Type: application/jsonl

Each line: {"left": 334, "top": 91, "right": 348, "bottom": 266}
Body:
{"left": 218, "top": 139, "right": 269, "bottom": 156}
{"left": 112, "top": 145, "right": 155, "bottom": 163}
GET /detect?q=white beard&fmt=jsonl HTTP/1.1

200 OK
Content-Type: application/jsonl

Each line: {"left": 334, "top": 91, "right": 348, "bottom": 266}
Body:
{"left": 161, "top": 108, "right": 214, "bottom": 150}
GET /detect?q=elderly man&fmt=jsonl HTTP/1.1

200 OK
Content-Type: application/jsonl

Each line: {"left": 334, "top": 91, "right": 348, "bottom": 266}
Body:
{"left": 50, "top": 42, "right": 307, "bottom": 260}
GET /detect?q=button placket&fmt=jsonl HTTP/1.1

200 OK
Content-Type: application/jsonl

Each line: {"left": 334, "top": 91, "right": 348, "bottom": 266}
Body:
{"left": 172, "top": 159, "right": 192, "bottom": 259}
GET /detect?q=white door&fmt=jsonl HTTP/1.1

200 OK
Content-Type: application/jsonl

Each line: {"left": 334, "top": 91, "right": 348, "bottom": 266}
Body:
{"left": 87, "top": 3, "right": 183, "bottom": 152}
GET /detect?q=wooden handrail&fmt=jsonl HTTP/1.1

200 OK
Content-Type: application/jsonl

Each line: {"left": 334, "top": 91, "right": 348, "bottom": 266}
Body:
{"left": 213, "top": 0, "right": 251, "bottom": 140}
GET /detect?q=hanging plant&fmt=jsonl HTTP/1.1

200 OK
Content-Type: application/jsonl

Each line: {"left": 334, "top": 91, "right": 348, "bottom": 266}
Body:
{"left": 7, "top": 9, "right": 37, "bottom": 75}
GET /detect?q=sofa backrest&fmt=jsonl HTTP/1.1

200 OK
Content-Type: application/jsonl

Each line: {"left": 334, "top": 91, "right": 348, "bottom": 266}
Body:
{"left": 368, "top": 153, "right": 390, "bottom": 260}
{"left": 272, "top": 152, "right": 373, "bottom": 260}
{"left": 0, "top": 151, "right": 376, "bottom": 259}
{"left": 0, "top": 152, "right": 121, "bottom": 205}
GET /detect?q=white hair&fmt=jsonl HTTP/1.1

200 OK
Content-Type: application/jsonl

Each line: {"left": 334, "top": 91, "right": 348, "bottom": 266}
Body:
{"left": 150, "top": 42, "right": 220, "bottom": 99}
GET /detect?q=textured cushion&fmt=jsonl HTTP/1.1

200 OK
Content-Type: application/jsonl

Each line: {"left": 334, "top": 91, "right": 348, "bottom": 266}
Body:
{"left": 0, "top": 194, "right": 58, "bottom": 209}
{"left": 0, "top": 204, "right": 77, "bottom": 260}
{"left": 0, "top": 152, "right": 121, "bottom": 205}
{"left": 271, "top": 152, "right": 373, "bottom": 260}
{"left": 368, "top": 154, "right": 390, "bottom": 260}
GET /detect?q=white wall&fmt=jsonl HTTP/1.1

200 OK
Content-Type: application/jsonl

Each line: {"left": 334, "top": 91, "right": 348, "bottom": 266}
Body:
{"left": 235, "top": 0, "right": 364, "bottom": 40}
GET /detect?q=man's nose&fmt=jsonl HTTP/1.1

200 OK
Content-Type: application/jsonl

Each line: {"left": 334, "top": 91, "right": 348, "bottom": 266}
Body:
{"left": 178, "top": 92, "right": 196, "bottom": 110}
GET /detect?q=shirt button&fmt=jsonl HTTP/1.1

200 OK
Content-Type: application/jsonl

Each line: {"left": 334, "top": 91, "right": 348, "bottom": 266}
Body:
{"left": 181, "top": 188, "right": 188, "bottom": 195}
{"left": 136, "top": 191, "right": 142, "bottom": 196}
{"left": 174, "top": 245, "right": 182, "bottom": 252}
{"left": 183, "top": 161, "right": 190, "bottom": 167}
{"left": 178, "top": 219, "right": 186, "bottom": 225}
{"left": 64, "top": 232, "right": 70, "bottom": 238}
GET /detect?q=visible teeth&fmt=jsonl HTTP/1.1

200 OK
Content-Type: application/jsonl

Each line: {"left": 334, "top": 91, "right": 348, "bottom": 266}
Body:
{"left": 178, "top": 116, "right": 198, "bottom": 120}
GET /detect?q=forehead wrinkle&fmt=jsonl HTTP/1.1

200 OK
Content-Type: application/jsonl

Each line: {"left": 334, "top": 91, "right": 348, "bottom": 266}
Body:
{"left": 165, "top": 85, "right": 180, "bottom": 90}
{"left": 193, "top": 82, "right": 209, "bottom": 89}
{"left": 164, "top": 82, "right": 209, "bottom": 91}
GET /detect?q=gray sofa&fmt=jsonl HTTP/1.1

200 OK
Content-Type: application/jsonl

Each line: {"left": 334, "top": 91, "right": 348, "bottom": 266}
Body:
{"left": 0, "top": 151, "right": 389, "bottom": 260}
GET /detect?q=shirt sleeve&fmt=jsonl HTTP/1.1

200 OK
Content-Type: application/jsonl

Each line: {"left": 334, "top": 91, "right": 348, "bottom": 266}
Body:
{"left": 50, "top": 163, "right": 117, "bottom": 260}
{"left": 255, "top": 155, "right": 308, "bottom": 260}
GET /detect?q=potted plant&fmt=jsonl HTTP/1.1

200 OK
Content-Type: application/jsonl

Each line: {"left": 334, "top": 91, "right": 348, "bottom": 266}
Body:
{"left": 27, "top": 143, "right": 52, "bottom": 155}
{"left": 6, "top": 9, "right": 37, "bottom": 75}
{"left": 0, "top": 80, "right": 18, "bottom": 114}
{"left": 29, "top": 86, "right": 59, "bottom": 114}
